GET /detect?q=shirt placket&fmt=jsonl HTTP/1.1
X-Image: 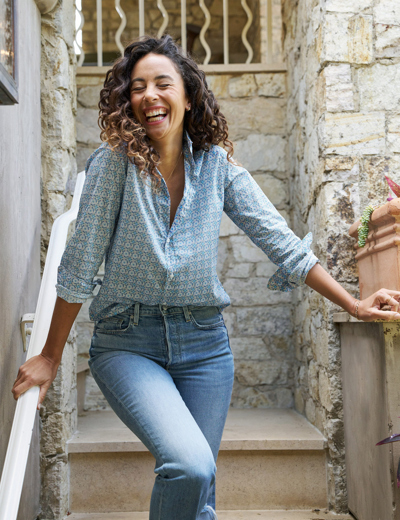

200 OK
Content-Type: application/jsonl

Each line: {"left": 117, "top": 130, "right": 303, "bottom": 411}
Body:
{"left": 160, "top": 155, "right": 193, "bottom": 305}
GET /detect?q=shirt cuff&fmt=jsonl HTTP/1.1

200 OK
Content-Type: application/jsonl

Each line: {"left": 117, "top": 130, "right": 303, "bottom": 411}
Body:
{"left": 56, "top": 265, "right": 96, "bottom": 303}
{"left": 267, "top": 232, "right": 319, "bottom": 292}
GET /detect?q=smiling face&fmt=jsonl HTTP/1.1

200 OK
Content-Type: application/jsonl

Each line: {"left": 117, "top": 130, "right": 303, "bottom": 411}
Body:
{"left": 130, "top": 53, "right": 190, "bottom": 146}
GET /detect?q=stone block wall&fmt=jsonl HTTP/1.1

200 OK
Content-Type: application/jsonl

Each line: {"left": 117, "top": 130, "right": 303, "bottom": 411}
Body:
{"left": 282, "top": 0, "right": 400, "bottom": 512}
{"left": 80, "top": 0, "right": 261, "bottom": 64}
{"left": 40, "top": 1, "right": 78, "bottom": 518}
{"left": 75, "top": 69, "right": 296, "bottom": 410}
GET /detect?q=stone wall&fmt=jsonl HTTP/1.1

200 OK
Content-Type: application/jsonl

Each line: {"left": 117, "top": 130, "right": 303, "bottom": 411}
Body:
{"left": 40, "top": 1, "right": 78, "bottom": 518}
{"left": 282, "top": 0, "right": 400, "bottom": 512}
{"left": 75, "top": 69, "right": 295, "bottom": 410}
{"left": 80, "top": 0, "right": 261, "bottom": 64}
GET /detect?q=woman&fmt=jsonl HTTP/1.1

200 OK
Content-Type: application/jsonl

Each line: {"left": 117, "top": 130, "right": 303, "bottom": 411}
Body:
{"left": 12, "top": 35, "right": 400, "bottom": 520}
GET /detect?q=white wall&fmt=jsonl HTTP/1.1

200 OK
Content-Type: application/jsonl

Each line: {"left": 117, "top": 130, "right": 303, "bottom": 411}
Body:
{"left": 0, "top": 0, "right": 42, "bottom": 518}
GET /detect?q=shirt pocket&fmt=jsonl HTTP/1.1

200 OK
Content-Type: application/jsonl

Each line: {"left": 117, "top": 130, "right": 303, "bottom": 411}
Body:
{"left": 189, "top": 307, "right": 225, "bottom": 330}
{"left": 94, "top": 315, "right": 131, "bottom": 334}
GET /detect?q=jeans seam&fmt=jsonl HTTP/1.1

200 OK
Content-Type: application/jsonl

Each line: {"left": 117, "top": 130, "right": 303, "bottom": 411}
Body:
{"left": 90, "top": 361, "right": 165, "bottom": 465}
{"left": 189, "top": 313, "right": 224, "bottom": 330}
{"left": 94, "top": 316, "right": 132, "bottom": 335}
{"left": 225, "top": 324, "right": 233, "bottom": 355}
{"left": 157, "top": 477, "right": 166, "bottom": 520}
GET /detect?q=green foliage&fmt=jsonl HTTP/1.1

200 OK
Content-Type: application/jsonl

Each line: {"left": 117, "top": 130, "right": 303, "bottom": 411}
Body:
{"left": 358, "top": 205, "right": 374, "bottom": 248}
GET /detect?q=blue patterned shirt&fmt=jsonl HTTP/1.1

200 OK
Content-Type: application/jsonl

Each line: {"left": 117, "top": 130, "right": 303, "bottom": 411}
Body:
{"left": 56, "top": 132, "right": 319, "bottom": 321}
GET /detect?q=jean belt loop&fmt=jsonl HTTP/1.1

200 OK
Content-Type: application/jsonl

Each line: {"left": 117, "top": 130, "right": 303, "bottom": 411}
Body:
{"left": 182, "top": 305, "right": 191, "bottom": 322}
{"left": 133, "top": 302, "right": 140, "bottom": 326}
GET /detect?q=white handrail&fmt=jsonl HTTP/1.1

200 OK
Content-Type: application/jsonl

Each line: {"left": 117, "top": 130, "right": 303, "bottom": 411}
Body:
{"left": 0, "top": 170, "right": 86, "bottom": 520}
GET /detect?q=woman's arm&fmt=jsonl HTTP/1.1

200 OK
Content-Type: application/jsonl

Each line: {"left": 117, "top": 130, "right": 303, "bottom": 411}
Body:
{"left": 223, "top": 155, "right": 400, "bottom": 322}
{"left": 305, "top": 263, "right": 400, "bottom": 321}
{"left": 223, "top": 166, "right": 318, "bottom": 291}
{"left": 12, "top": 146, "right": 128, "bottom": 408}
{"left": 12, "top": 297, "right": 82, "bottom": 409}
{"left": 56, "top": 145, "right": 127, "bottom": 303}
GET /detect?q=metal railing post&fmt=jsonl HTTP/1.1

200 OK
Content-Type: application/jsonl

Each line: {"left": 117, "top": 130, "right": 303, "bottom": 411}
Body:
{"left": 223, "top": 0, "right": 229, "bottom": 65}
{"left": 139, "top": 0, "right": 145, "bottom": 37}
{"left": 181, "top": 0, "right": 187, "bottom": 54}
{"left": 96, "top": 0, "right": 103, "bottom": 66}
{"left": 267, "top": 0, "right": 273, "bottom": 63}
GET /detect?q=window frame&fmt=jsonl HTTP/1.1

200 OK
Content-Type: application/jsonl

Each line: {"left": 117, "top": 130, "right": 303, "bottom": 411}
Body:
{"left": 0, "top": 0, "right": 18, "bottom": 105}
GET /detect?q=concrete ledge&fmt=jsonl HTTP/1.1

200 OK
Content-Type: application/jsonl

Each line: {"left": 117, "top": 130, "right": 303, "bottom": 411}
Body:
{"left": 77, "top": 359, "right": 89, "bottom": 373}
{"left": 333, "top": 311, "right": 400, "bottom": 323}
{"left": 76, "top": 63, "right": 287, "bottom": 77}
{"left": 333, "top": 312, "right": 360, "bottom": 323}
{"left": 67, "top": 408, "right": 326, "bottom": 454}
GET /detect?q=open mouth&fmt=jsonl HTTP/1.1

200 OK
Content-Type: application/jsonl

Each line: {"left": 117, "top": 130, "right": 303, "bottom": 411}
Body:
{"left": 144, "top": 107, "right": 168, "bottom": 124}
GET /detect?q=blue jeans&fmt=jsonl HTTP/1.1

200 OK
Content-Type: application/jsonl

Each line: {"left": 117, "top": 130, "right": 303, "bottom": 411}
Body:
{"left": 88, "top": 303, "right": 234, "bottom": 520}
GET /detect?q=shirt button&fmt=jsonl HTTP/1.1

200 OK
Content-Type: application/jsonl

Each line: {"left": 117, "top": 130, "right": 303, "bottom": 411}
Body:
{"left": 166, "top": 237, "right": 170, "bottom": 243}
{"left": 169, "top": 273, "right": 174, "bottom": 280}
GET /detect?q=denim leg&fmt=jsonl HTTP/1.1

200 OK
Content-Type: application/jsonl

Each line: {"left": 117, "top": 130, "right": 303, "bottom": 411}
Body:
{"left": 170, "top": 329, "right": 234, "bottom": 511}
{"left": 89, "top": 349, "right": 217, "bottom": 520}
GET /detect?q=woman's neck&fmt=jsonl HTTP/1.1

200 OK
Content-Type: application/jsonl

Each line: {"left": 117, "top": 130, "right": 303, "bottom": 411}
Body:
{"left": 150, "top": 130, "right": 184, "bottom": 173}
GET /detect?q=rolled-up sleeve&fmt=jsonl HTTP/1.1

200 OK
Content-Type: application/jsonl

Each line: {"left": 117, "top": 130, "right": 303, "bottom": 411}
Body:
{"left": 223, "top": 163, "right": 319, "bottom": 291}
{"left": 56, "top": 144, "right": 128, "bottom": 303}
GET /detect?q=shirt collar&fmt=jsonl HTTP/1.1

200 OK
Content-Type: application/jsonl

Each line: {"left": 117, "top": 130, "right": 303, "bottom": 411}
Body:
{"left": 183, "top": 129, "right": 193, "bottom": 156}
{"left": 183, "top": 129, "right": 199, "bottom": 176}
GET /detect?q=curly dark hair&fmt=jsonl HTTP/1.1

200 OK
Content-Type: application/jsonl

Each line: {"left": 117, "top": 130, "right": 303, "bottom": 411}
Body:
{"left": 98, "top": 34, "right": 234, "bottom": 184}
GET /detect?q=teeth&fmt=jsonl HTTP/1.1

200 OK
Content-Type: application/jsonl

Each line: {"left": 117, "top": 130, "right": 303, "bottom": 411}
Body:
{"left": 148, "top": 115, "right": 165, "bottom": 122}
{"left": 146, "top": 109, "right": 167, "bottom": 117}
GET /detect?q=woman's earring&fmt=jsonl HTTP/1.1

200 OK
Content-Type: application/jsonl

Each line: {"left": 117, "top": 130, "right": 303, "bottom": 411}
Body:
{"left": 186, "top": 105, "right": 191, "bottom": 111}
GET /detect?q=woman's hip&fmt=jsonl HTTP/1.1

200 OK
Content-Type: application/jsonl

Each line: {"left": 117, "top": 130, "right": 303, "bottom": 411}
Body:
{"left": 89, "top": 302, "right": 233, "bottom": 369}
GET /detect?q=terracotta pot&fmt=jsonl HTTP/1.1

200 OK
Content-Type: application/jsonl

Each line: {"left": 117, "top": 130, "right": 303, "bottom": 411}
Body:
{"left": 349, "top": 198, "right": 400, "bottom": 299}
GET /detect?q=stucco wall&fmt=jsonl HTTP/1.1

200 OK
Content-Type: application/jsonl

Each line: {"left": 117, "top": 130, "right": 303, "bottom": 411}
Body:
{"left": 282, "top": 0, "right": 400, "bottom": 512}
{"left": 75, "top": 68, "right": 296, "bottom": 410}
{"left": 0, "top": 0, "right": 42, "bottom": 519}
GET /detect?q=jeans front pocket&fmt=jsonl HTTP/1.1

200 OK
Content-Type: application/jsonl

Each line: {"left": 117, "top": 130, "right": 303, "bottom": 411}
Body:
{"left": 189, "top": 307, "right": 225, "bottom": 330}
{"left": 94, "top": 314, "right": 131, "bottom": 335}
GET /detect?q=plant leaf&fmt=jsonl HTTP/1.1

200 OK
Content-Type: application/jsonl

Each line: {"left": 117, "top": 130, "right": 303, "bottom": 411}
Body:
{"left": 376, "top": 433, "right": 400, "bottom": 446}
{"left": 385, "top": 176, "right": 400, "bottom": 198}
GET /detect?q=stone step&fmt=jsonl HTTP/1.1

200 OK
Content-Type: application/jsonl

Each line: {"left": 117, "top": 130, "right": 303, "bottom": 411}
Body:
{"left": 67, "top": 409, "right": 328, "bottom": 514}
{"left": 66, "top": 510, "right": 353, "bottom": 520}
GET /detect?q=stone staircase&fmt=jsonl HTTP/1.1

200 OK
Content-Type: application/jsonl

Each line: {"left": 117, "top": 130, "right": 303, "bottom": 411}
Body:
{"left": 65, "top": 405, "right": 353, "bottom": 520}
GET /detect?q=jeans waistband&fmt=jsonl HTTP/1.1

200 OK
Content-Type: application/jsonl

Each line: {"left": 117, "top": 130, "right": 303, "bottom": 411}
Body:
{"left": 119, "top": 303, "right": 220, "bottom": 323}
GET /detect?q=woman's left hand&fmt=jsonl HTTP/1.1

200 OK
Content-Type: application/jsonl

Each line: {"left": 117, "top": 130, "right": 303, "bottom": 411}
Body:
{"left": 357, "top": 289, "right": 400, "bottom": 322}
{"left": 305, "top": 264, "right": 400, "bottom": 323}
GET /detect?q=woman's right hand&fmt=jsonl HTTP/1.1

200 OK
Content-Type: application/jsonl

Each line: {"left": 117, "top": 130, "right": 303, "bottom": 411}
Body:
{"left": 12, "top": 353, "right": 60, "bottom": 410}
